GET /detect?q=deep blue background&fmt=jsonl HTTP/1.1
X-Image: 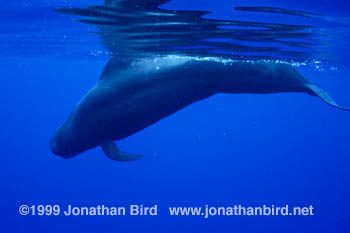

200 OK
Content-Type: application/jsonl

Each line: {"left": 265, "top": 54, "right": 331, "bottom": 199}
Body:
{"left": 1, "top": 0, "right": 350, "bottom": 232}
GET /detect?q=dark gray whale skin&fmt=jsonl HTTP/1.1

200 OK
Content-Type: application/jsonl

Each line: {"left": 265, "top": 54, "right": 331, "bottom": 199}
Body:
{"left": 50, "top": 56, "right": 348, "bottom": 160}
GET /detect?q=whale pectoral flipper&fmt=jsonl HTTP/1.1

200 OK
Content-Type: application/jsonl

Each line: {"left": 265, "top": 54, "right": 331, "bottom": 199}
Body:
{"left": 101, "top": 141, "right": 143, "bottom": 162}
{"left": 305, "top": 83, "right": 350, "bottom": 111}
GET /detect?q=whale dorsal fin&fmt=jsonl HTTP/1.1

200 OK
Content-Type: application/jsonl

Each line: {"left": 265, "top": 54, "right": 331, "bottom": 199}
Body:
{"left": 101, "top": 141, "right": 143, "bottom": 162}
{"left": 100, "top": 57, "right": 131, "bottom": 80}
{"left": 305, "top": 83, "right": 350, "bottom": 111}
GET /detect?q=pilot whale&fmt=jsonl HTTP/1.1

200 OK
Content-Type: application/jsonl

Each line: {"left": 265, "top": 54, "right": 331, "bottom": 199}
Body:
{"left": 50, "top": 56, "right": 349, "bottom": 161}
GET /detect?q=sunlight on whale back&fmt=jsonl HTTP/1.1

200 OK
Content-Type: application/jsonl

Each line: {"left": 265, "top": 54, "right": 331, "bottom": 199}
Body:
{"left": 55, "top": 0, "right": 348, "bottom": 67}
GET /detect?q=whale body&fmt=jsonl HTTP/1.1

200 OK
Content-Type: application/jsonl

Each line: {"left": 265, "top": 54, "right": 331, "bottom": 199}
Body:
{"left": 50, "top": 56, "right": 348, "bottom": 161}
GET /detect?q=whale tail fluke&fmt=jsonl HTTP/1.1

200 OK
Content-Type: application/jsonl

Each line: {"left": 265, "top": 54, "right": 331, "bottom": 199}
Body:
{"left": 305, "top": 83, "right": 350, "bottom": 111}
{"left": 101, "top": 141, "right": 143, "bottom": 162}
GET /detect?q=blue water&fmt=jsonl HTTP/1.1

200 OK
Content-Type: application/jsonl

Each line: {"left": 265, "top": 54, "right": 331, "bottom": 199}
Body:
{"left": 2, "top": 0, "right": 350, "bottom": 232}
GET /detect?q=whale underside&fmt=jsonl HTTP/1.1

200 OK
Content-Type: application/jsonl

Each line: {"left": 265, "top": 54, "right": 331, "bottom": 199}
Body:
{"left": 50, "top": 56, "right": 349, "bottom": 161}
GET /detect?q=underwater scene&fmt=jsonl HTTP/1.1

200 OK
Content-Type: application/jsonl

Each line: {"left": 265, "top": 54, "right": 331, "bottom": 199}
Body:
{"left": 1, "top": 0, "right": 350, "bottom": 232}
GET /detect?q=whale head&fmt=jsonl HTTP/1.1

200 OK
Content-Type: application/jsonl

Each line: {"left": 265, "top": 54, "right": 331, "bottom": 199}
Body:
{"left": 49, "top": 111, "right": 94, "bottom": 158}
{"left": 50, "top": 120, "right": 78, "bottom": 158}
